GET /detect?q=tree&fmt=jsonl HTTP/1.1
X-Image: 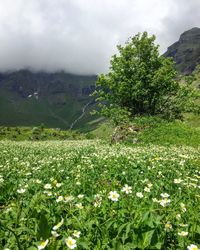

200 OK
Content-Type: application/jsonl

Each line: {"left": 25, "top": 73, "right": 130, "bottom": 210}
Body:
{"left": 94, "top": 32, "right": 199, "bottom": 125}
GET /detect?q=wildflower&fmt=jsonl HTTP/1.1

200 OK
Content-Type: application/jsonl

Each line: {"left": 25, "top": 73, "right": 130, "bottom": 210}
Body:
{"left": 159, "top": 198, "right": 171, "bottom": 207}
{"left": 136, "top": 192, "right": 143, "bottom": 198}
{"left": 75, "top": 203, "right": 84, "bottom": 209}
{"left": 152, "top": 198, "right": 159, "bottom": 202}
{"left": 144, "top": 187, "right": 151, "bottom": 192}
{"left": 174, "top": 178, "right": 183, "bottom": 184}
{"left": 77, "top": 194, "right": 84, "bottom": 199}
{"left": 187, "top": 244, "right": 199, "bottom": 250}
{"left": 178, "top": 231, "right": 188, "bottom": 237}
{"left": 160, "top": 193, "right": 170, "bottom": 198}
{"left": 36, "top": 179, "right": 42, "bottom": 184}
{"left": 17, "top": 188, "right": 26, "bottom": 194}
{"left": 64, "top": 195, "right": 74, "bottom": 202}
{"left": 65, "top": 237, "right": 77, "bottom": 249}
{"left": 108, "top": 191, "right": 120, "bottom": 201}
{"left": 73, "top": 230, "right": 81, "bottom": 238}
{"left": 38, "top": 239, "right": 49, "bottom": 250}
{"left": 176, "top": 214, "right": 181, "bottom": 220}
{"left": 180, "top": 203, "right": 187, "bottom": 212}
{"left": 147, "top": 183, "right": 153, "bottom": 188}
{"left": 121, "top": 184, "right": 132, "bottom": 194}
{"left": 53, "top": 218, "right": 64, "bottom": 231}
{"left": 56, "top": 183, "right": 62, "bottom": 188}
{"left": 56, "top": 196, "right": 64, "bottom": 203}
{"left": 44, "top": 184, "right": 52, "bottom": 189}
{"left": 164, "top": 222, "right": 172, "bottom": 231}
{"left": 179, "top": 223, "right": 188, "bottom": 227}
{"left": 51, "top": 230, "right": 60, "bottom": 237}
{"left": 45, "top": 191, "right": 52, "bottom": 196}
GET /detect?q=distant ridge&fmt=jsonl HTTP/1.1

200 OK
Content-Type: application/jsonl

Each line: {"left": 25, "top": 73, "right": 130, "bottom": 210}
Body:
{"left": 0, "top": 70, "right": 97, "bottom": 129}
{"left": 164, "top": 27, "right": 200, "bottom": 74}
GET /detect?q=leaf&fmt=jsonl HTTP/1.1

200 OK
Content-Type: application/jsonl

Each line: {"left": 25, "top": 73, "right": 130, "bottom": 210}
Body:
{"left": 37, "top": 213, "right": 50, "bottom": 239}
{"left": 142, "top": 230, "right": 155, "bottom": 248}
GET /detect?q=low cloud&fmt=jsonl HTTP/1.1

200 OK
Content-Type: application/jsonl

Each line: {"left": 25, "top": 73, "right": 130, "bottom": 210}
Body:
{"left": 0, "top": 0, "right": 199, "bottom": 75}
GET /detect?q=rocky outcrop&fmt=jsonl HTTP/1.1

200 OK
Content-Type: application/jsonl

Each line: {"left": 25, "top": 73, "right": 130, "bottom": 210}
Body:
{"left": 164, "top": 27, "right": 200, "bottom": 74}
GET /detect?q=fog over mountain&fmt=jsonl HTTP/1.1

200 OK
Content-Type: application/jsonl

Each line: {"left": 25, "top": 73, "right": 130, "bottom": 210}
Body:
{"left": 0, "top": 0, "right": 199, "bottom": 75}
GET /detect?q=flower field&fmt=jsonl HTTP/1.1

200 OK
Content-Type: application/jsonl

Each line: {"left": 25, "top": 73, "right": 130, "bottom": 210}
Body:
{"left": 0, "top": 140, "right": 200, "bottom": 249}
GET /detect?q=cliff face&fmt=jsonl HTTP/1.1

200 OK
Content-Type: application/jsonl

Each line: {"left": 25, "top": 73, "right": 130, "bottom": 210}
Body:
{"left": 164, "top": 27, "right": 200, "bottom": 74}
{"left": 0, "top": 70, "right": 97, "bottom": 129}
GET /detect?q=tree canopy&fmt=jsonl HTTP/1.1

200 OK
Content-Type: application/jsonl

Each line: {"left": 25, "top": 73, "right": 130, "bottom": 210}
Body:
{"left": 94, "top": 32, "right": 199, "bottom": 125}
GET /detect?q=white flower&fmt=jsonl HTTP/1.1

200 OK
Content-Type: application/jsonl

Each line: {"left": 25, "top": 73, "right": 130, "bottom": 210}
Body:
{"left": 174, "top": 178, "right": 183, "bottom": 184}
{"left": 73, "top": 230, "right": 81, "bottom": 238}
{"left": 144, "top": 187, "right": 151, "bottom": 192}
{"left": 51, "top": 230, "right": 60, "bottom": 237}
{"left": 147, "top": 183, "right": 153, "bottom": 188}
{"left": 159, "top": 198, "right": 171, "bottom": 207}
{"left": 36, "top": 179, "right": 42, "bottom": 184}
{"left": 180, "top": 203, "right": 187, "bottom": 212}
{"left": 38, "top": 239, "right": 49, "bottom": 250}
{"left": 53, "top": 218, "right": 64, "bottom": 230}
{"left": 176, "top": 214, "right": 181, "bottom": 220}
{"left": 65, "top": 237, "right": 77, "bottom": 249}
{"left": 77, "top": 194, "right": 84, "bottom": 199}
{"left": 76, "top": 203, "right": 84, "bottom": 209}
{"left": 17, "top": 188, "right": 26, "bottom": 194}
{"left": 45, "top": 191, "right": 52, "bottom": 196}
{"left": 136, "top": 192, "right": 143, "bottom": 198}
{"left": 64, "top": 195, "right": 74, "bottom": 203}
{"left": 152, "top": 198, "right": 159, "bottom": 202}
{"left": 178, "top": 231, "right": 188, "bottom": 237}
{"left": 164, "top": 222, "right": 172, "bottom": 231}
{"left": 160, "top": 193, "right": 170, "bottom": 198}
{"left": 179, "top": 223, "right": 188, "bottom": 227}
{"left": 56, "top": 183, "right": 62, "bottom": 187}
{"left": 108, "top": 191, "right": 120, "bottom": 201}
{"left": 187, "top": 244, "right": 199, "bottom": 250}
{"left": 121, "top": 184, "right": 132, "bottom": 194}
{"left": 44, "top": 184, "right": 52, "bottom": 189}
{"left": 56, "top": 196, "right": 64, "bottom": 203}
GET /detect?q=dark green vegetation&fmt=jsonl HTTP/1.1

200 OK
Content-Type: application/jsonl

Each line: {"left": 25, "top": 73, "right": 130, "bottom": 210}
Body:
{"left": 95, "top": 32, "right": 200, "bottom": 124}
{"left": 0, "top": 126, "right": 86, "bottom": 141}
{"left": 164, "top": 27, "right": 200, "bottom": 74}
{"left": 0, "top": 70, "right": 97, "bottom": 129}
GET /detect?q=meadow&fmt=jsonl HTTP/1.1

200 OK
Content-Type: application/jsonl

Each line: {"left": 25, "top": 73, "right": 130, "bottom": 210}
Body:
{"left": 0, "top": 140, "right": 200, "bottom": 249}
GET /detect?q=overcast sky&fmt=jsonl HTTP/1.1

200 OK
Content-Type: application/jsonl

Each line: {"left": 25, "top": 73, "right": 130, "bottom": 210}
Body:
{"left": 0, "top": 0, "right": 199, "bottom": 75}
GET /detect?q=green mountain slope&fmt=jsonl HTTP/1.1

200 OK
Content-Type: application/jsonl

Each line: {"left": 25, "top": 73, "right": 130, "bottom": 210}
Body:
{"left": 164, "top": 27, "right": 200, "bottom": 74}
{"left": 0, "top": 70, "right": 97, "bottom": 129}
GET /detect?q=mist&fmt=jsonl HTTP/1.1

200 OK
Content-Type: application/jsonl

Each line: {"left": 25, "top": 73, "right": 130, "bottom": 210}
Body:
{"left": 0, "top": 0, "right": 199, "bottom": 75}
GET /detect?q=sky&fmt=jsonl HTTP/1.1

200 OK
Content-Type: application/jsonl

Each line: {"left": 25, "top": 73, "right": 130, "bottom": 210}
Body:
{"left": 0, "top": 0, "right": 199, "bottom": 75}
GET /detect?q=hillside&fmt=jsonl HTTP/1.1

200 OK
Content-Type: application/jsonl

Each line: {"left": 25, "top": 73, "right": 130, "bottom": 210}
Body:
{"left": 164, "top": 27, "right": 200, "bottom": 74}
{"left": 0, "top": 70, "right": 97, "bottom": 129}
{"left": 0, "top": 27, "right": 200, "bottom": 130}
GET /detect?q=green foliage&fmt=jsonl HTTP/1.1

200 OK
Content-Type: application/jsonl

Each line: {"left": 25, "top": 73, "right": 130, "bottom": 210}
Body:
{"left": 0, "top": 141, "right": 200, "bottom": 249}
{"left": 0, "top": 126, "right": 86, "bottom": 141}
{"left": 95, "top": 32, "right": 200, "bottom": 124}
{"left": 133, "top": 116, "right": 200, "bottom": 147}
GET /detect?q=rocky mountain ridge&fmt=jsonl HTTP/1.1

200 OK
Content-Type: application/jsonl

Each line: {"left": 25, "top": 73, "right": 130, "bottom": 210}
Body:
{"left": 164, "top": 27, "right": 200, "bottom": 74}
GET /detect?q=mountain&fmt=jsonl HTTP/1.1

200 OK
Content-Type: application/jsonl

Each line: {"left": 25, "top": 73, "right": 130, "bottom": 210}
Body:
{"left": 0, "top": 70, "right": 97, "bottom": 129}
{"left": 164, "top": 27, "right": 200, "bottom": 74}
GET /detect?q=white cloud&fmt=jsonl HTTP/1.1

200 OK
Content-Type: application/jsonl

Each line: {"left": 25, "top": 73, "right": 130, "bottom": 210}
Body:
{"left": 0, "top": 0, "right": 199, "bottom": 74}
